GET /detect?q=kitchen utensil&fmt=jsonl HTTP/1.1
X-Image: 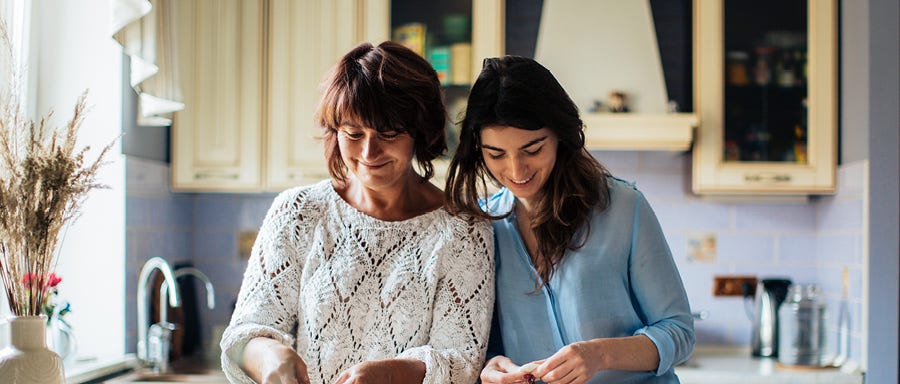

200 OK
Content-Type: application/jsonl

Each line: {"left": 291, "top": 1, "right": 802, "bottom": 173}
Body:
{"left": 749, "top": 278, "right": 792, "bottom": 357}
{"left": 833, "top": 267, "right": 851, "bottom": 366}
{"left": 778, "top": 284, "right": 828, "bottom": 366}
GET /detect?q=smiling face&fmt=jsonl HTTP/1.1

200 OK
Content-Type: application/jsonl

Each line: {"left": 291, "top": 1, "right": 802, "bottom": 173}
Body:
{"left": 480, "top": 125, "right": 559, "bottom": 207}
{"left": 338, "top": 123, "right": 416, "bottom": 190}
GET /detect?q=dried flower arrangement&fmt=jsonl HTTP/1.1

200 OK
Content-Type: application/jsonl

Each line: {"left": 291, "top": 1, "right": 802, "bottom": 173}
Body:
{"left": 0, "top": 22, "right": 116, "bottom": 317}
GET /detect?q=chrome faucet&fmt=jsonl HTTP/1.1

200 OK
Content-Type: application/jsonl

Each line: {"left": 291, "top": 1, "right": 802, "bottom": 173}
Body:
{"left": 151, "top": 267, "right": 216, "bottom": 373}
{"left": 137, "top": 257, "right": 181, "bottom": 367}
{"left": 159, "top": 267, "right": 216, "bottom": 325}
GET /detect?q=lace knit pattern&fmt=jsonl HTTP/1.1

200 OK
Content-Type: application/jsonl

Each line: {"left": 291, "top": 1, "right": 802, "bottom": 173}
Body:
{"left": 221, "top": 180, "right": 494, "bottom": 384}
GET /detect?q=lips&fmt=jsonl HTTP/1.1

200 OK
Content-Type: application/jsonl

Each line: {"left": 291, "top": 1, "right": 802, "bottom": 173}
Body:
{"left": 509, "top": 174, "right": 534, "bottom": 186}
{"left": 359, "top": 160, "right": 389, "bottom": 169}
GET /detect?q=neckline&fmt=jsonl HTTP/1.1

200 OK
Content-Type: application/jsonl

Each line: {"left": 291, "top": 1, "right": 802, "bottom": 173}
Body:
{"left": 324, "top": 180, "right": 446, "bottom": 225}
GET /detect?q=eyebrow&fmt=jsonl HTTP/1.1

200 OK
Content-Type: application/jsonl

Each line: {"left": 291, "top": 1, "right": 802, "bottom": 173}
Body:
{"left": 482, "top": 136, "right": 548, "bottom": 151}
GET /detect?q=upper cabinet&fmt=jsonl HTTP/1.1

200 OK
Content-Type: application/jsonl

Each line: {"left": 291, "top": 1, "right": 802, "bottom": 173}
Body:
{"left": 692, "top": 0, "right": 837, "bottom": 195}
{"left": 172, "top": 0, "right": 386, "bottom": 192}
{"left": 171, "top": 0, "right": 502, "bottom": 192}
{"left": 384, "top": 0, "right": 504, "bottom": 184}
{"left": 171, "top": 0, "right": 265, "bottom": 192}
{"left": 266, "top": 0, "right": 388, "bottom": 191}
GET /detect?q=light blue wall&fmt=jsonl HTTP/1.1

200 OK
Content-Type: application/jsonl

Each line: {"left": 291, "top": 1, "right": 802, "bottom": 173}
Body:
{"left": 840, "top": 0, "right": 899, "bottom": 381}
{"left": 125, "top": 153, "right": 867, "bottom": 366}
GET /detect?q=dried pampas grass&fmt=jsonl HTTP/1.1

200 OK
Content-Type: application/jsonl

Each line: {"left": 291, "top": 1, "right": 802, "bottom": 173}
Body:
{"left": 0, "top": 21, "right": 116, "bottom": 316}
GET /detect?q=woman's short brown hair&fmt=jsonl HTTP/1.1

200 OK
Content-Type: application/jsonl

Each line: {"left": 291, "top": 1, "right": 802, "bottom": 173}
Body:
{"left": 316, "top": 41, "right": 448, "bottom": 182}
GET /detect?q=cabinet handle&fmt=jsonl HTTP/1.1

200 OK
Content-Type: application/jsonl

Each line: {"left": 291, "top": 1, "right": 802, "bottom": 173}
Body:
{"left": 288, "top": 171, "right": 330, "bottom": 180}
{"left": 194, "top": 171, "right": 240, "bottom": 180}
{"left": 743, "top": 173, "right": 792, "bottom": 183}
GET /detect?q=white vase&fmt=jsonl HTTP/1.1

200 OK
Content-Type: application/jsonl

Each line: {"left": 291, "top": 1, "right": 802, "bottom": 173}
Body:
{"left": 0, "top": 316, "right": 65, "bottom": 384}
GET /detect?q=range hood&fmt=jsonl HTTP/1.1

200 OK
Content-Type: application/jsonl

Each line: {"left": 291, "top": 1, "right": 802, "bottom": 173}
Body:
{"left": 582, "top": 112, "right": 696, "bottom": 151}
{"left": 535, "top": 0, "right": 697, "bottom": 151}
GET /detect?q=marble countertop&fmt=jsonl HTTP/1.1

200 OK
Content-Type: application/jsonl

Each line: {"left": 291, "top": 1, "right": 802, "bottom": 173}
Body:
{"left": 675, "top": 347, "right": 864, "bottom": 384}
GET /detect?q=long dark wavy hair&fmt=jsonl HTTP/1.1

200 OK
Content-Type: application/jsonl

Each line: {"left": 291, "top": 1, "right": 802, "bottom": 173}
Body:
{"left": 445, "top": 56, "right": 610, "bottom": 289}
{"left": 316, "top": 41, "right": 448, "bottom": 182}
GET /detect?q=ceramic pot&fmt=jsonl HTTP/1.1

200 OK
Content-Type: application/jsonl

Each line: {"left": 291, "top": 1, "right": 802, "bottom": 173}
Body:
{"left": 0, "top": 316, "right": 65, "bottom": 383}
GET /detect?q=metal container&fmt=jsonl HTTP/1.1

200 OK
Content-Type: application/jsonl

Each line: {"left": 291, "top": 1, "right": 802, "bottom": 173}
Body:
{"left": 778, "top": 284, "right": 828, "bottom": 366}
{"left": 750, "top": 278, "right": 792, "bottom": 357}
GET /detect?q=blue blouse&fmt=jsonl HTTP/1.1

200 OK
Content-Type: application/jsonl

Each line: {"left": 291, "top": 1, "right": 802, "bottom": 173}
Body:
{"left": 485, "top": 177, "right": 694, "bottom": 384}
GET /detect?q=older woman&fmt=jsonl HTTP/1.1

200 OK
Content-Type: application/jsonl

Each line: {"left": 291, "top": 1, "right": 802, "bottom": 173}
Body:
{"left": 221, "top": 42, "right": 494, "bottom": 384}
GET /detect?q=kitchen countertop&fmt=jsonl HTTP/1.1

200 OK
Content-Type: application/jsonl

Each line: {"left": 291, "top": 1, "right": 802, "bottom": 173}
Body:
{"left": 675, "top": 347, "right": 864, "bottom": 384}
{"left": 65, "top": 354, "right": 139, "bottom": 384}
{"left": 66, "top": 348, "right": 864, "bottom": 384}
{"left": 66, "top": 354, "right": 225, "bottom": 384}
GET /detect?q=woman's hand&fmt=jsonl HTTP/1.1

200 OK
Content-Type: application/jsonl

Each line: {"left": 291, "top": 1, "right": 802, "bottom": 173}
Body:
{"left": 242, "top": 337, "right": 310, "bottom": 384}
{"left": 334, "top": 359, "right": 425, "bottom": 384}
{"left": 531, "top": 341, "right": 601, "bottom": 384}
{"left": 480, "top": 355, "right": 540, "bottom": 384}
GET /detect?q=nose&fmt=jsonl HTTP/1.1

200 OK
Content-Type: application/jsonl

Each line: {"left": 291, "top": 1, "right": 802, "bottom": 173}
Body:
{"left": 509, "top": 156, "right": 529, "bottom": 180}
{"left": 361, "top": 136, "right": 382, "bottom": 160}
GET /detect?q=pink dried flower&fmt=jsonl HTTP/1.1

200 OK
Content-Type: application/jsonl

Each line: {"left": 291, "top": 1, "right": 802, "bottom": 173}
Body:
{"left": 47, "top": 273, "right": 62, "bottom": 288}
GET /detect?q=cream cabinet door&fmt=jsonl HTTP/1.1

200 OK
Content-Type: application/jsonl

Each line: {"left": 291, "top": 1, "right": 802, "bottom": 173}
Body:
{"left": 692, "top": 0, "right": 837, "bottom": 195}
{"left": 171, "top": 0, "right": 266, "bottom": 192}
{"left": 265, "top": 0, "right": 389, "bottom": 191}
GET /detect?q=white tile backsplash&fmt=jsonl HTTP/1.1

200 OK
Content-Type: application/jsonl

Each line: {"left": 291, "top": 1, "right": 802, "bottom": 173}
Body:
{"left": 123, "top": 154, "right": 867, "bottom": 363}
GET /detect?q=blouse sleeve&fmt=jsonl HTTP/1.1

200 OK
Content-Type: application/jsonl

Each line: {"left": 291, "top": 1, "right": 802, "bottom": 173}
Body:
{"left": 220, "top": 189, "right": 309, "bottom": 384}
{"left": 627, "top": 190, "right": 695, "bottom": 376}
{"left": 397, "top": 217, "right": 495, "bottom": 384}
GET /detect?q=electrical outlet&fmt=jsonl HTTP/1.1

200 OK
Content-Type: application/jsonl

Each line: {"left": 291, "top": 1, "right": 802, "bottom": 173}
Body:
{"left": 713, "top": 275, "right": 757, "bottom": 296}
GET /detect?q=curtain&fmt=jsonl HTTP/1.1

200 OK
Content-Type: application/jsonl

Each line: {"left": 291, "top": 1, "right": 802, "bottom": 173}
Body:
{"left": 111, "top": 0, "right": 183, "bottom": 126}
{"left": 0, "top": 0, "right": 33, "bottom": 339}
{"left": 0, "top": 0, "right": 35, "bottom": 118}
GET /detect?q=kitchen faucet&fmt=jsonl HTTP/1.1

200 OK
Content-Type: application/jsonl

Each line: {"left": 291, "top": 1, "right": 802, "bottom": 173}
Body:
{"left": 137, "top": 257, "right": 181, "bottom": 368}
{"left": 152, "top": 267, "right": 216, "bottom": 373}
{"left": 159, "top": 267, "right": 216, "bottom": 325}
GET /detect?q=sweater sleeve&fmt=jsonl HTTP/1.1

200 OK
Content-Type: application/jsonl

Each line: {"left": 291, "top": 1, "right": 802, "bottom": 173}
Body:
{"left": 627, "top": 190, "right": 695, "bottom": 375}
{"left": 397, "top": 217, "right": 495, "bottom": 384}
{"left": 220, "top": 189, "right": 309, "bottom": 384}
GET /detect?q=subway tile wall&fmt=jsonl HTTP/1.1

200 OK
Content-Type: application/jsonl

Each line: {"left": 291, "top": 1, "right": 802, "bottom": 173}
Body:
{"left": 125, "top": 157, "right": 195, "bottom": 353}
{"left": 125, "top": 153, "right": 866, "bottom": 363}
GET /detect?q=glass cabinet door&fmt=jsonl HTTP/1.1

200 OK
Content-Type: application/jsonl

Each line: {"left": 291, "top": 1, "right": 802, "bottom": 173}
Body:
{"left": 693, "top": 0, "right": 837, "bottom": 194}
{"left": 385, "top": 0, "right": 504, "bottom": 183}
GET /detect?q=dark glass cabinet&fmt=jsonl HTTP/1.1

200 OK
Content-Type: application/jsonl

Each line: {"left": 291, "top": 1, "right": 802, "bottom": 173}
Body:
{"left": 693, "top": 0, "right": 837, "bottom": 194}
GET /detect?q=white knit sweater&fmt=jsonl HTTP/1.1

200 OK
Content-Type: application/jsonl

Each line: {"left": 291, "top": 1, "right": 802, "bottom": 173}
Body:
{"left": 221, "top": 180, "right": 495, "bottom": 384}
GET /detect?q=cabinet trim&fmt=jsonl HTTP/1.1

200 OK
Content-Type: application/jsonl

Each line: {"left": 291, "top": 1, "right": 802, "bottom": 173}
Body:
{"left": 691, "top": 0, "right": 837, "bottom": 195}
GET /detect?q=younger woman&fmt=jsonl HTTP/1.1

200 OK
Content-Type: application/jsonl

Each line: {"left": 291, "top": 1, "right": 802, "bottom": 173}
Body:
{"left": 446, "top": 56, "right": 694, "bottom": 384}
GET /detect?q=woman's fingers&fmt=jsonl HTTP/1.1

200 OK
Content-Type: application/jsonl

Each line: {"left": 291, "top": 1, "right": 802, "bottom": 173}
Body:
{"left": 481, "top": 356, "right": 540, "bottom": 384}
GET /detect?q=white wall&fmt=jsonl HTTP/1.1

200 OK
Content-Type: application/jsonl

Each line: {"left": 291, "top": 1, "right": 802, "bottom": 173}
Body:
{"left": 30, "top": 0, "right": 126, "bottom": 358}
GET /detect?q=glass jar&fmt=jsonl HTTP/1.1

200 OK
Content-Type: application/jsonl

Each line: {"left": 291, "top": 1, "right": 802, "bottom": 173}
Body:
{"left": 778, "top": 284, "right": 828, "bottom": 366}
{"left": 726, "top": 51, "right": 750, "bottom": 86}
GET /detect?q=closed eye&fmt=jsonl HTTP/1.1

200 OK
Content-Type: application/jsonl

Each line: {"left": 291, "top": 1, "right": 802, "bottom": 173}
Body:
{"left": 524, "top": 146, "right": 543, "bottom": 156}
{"left": 379, "top": 131, "right": 402, "bottom": 140}
{"left": 486, "top": 151, "right": 505, "bottom": 160}
{"left": 342, "top": 131, "right": 364, "bottom": 140}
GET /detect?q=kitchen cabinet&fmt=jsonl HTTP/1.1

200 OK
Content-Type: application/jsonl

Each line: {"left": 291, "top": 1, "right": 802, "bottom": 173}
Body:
{"left": 266, "top": 0, "right": 389, "bottom": 191}
{"left": 172, "top": 0, "right": 502, "bottom": 192}
{"left": 173, "top": 0, "right": 385, "bottom": 192}
{"left": 171, "top": 0, "right": 265, "bottom": 192}
{"left": 385, "top": 0, "right": 504, "bottom": 185}
{"left": 692, "top": 0, "right": 837, "bottom": 195}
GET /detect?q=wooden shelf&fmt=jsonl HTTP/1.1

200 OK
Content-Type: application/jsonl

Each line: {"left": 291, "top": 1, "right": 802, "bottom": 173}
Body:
{"left": 582, "top": 113, "right": 697, "bottom": 151}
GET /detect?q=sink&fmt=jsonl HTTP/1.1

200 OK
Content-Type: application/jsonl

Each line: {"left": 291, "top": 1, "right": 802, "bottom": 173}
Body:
{"left": 107, "top": 371, "right": 227, "bottom": 383}
{"left": 105, "top": 356, "right": 226, "bottom": 384}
